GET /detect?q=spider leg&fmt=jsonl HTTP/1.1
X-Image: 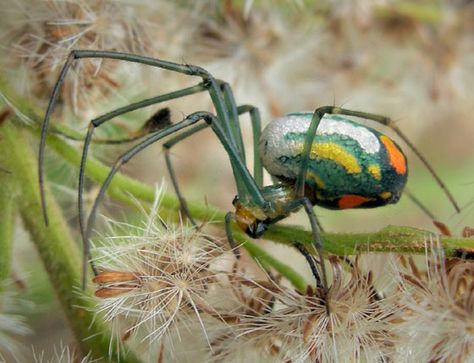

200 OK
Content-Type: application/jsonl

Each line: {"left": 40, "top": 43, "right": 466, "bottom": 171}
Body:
{"left": 225, "top": 212, "right": 241, "bottom": 259}
{"left": 281, "top": 197, "right": 330, "bottom": 313}
{"left": 236, "top": 105, "right": 262, "bottom": 188}
{"left": 219, "top": 83, "right": 263, "bottom": 188}
{"left": 275, "top": 107, "right": 330, "bottom": 303}
{"left": 163, "top": 104, "right": 262, "bottom": 225}
{"left": 79, "top": 84, "right": 206, "bottom": 244}
{"left": 296, "top": 106, "right": 460, "bottom": 214}
{"left": 163, "top": 145, "right": 199, "bottom": 226}
{"left": 39, "top": 50, "right": 262, "bottom": 225}
{"left": 80, "top": 112, "right": 210, "bottom": 287}
{"left": 294, "top": 242, "right": 322, "bottom": 289}
{"left": 40, "top": 50, "right": 269, "bottom": 286}
{"left": 403, "top": 188, "right": 436, "bottom": 220}
{"left": 220, "top": 82, "right": 245, "bottom": 162}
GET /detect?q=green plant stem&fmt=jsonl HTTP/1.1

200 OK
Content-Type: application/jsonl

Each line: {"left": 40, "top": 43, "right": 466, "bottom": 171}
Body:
{"left": 0, "top": 172, "right": 15, "bottom": 293}
{"left": 0, "top": 123, "right": 141, "bottom": 363}
{"left": 44, "top": 130, "right": 473, "bottom": 258}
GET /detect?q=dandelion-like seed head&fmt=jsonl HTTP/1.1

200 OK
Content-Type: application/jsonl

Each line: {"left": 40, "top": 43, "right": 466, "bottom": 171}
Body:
{"left": 394, "top": 246, "right": 474, "bottom": 362}
{"left": 92, "top": 205, "right": 231, "bottom": 346}
{"left": 294, "top": 256, "right": 396, "bottom": 362}
{"left": 211, "top": 256, "right": 396, "bottom": 362}
{"left": 8, "top": 0, "right": 151, "bottom": 117}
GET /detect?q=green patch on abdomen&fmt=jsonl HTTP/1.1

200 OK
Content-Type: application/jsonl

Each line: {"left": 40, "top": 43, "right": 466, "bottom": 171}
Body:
{"left": 283, "top": 132, "right": 387, "bottom": 198}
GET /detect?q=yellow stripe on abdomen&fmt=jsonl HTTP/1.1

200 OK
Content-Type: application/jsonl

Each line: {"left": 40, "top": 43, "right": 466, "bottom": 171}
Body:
{"left": 298, "top": 143, "right": 361, "bottom": 174}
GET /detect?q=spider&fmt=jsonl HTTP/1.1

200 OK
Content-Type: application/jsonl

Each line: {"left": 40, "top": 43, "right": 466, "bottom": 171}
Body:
{"left": 38, "top": 50, "right": 460, "bottom": 297}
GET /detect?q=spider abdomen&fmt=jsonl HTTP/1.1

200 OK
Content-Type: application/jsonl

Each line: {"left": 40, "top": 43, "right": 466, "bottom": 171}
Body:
{"left": 259, "top": 112, "right": 408, "bottom": 209}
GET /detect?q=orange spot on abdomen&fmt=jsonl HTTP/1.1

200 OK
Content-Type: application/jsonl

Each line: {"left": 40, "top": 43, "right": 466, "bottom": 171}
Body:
{"left": 338, "top": 195, "right": 371, "bottom": 209}
{"left": 380, "top": 135, "right": 407, "bottom": 175}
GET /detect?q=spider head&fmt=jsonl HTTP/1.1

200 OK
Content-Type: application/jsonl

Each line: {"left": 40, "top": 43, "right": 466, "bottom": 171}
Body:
{"left": 232, "top": 197, "right": 269, "bottom": 238}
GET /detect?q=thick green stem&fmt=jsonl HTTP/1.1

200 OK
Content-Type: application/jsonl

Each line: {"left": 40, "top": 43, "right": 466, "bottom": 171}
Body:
{"left": 0, "top": 171, "right": 15, "bottom": 293}
{"left": 265, "top": 224, "right": 474, "bottom": 257}
{"left": 0, "top": 123, "right": 141, "bottom": 363}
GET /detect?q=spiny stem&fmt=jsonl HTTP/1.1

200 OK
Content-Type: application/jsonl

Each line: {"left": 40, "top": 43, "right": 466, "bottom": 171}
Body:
{"left": 0, "top": 122, "right": 141, "bottom": 363}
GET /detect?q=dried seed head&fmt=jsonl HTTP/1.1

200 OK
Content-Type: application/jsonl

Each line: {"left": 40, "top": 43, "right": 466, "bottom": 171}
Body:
{"left": 91, "top": 203, "right": 232, "bottom": 346}
{"left": 393, "top": 246, "right": 474, "bottom": 362}
{"left": 7, "top": 0, "right": 151, "bottom": 117}
{"left": 211, "top": 256, "right": 397, "bottom": 362}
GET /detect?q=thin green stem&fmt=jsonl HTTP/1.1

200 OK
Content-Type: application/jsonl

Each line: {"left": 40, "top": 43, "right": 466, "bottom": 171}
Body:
{"left": 0, "top": 123, "right": 141, "bottom": 363}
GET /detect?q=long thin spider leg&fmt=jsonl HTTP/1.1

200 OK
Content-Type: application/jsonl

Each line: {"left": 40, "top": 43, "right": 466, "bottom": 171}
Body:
{"left": 163, "top": 123, "right": 207, "bottom": 227}
{"left": 79, "top": 84, "right": 206, "bottom": 245}
{"left": 225, "top": 212, "right": 241, "bottom": 259}
{"left": 164, "top": 146, "right": 198, "bottom": 226}
{"left": 41, "top": 50, "right": 266, "bottom": 226}
{"left": 388, "top": 122, "right": 460, "bottom": 213}
{"left": 162, "top": 104, "right": 262, "bottom": 224}
{"left": 220, "top": 82, "right": 245, "bottom": 162}
{"left": 296, "top": 106, "right": 460, "bottom": 213}
{"left": 279, "top": 197, "right": 329, "bottom": 313}
{"left": 207, "top": 80, "right": 249, "bottom": 201}
{"left": 40, "top": 50, "right": 270, "bottom": 285}
{"left": 294, "top": 242, "right": 322, "bottom": 289}
{"left": 403, "top": 188, "right": 436, "bottom": 220}
{"left": 236, "top": 105, "right": 262, "bottom": 188}
{"left": 295, "top": 107, "right": 330, "bottom": 199}
{"left": 300, "top": 197, "right": 329, "bottom": 312}
{"left": 207, "top": 78, "right": 268, "bottom": 204}
{"left": 39, "top": 49, "right": 246, "bottom": 224}
{"left": 39, "top": 54, "right": 75, "bottom": 225}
